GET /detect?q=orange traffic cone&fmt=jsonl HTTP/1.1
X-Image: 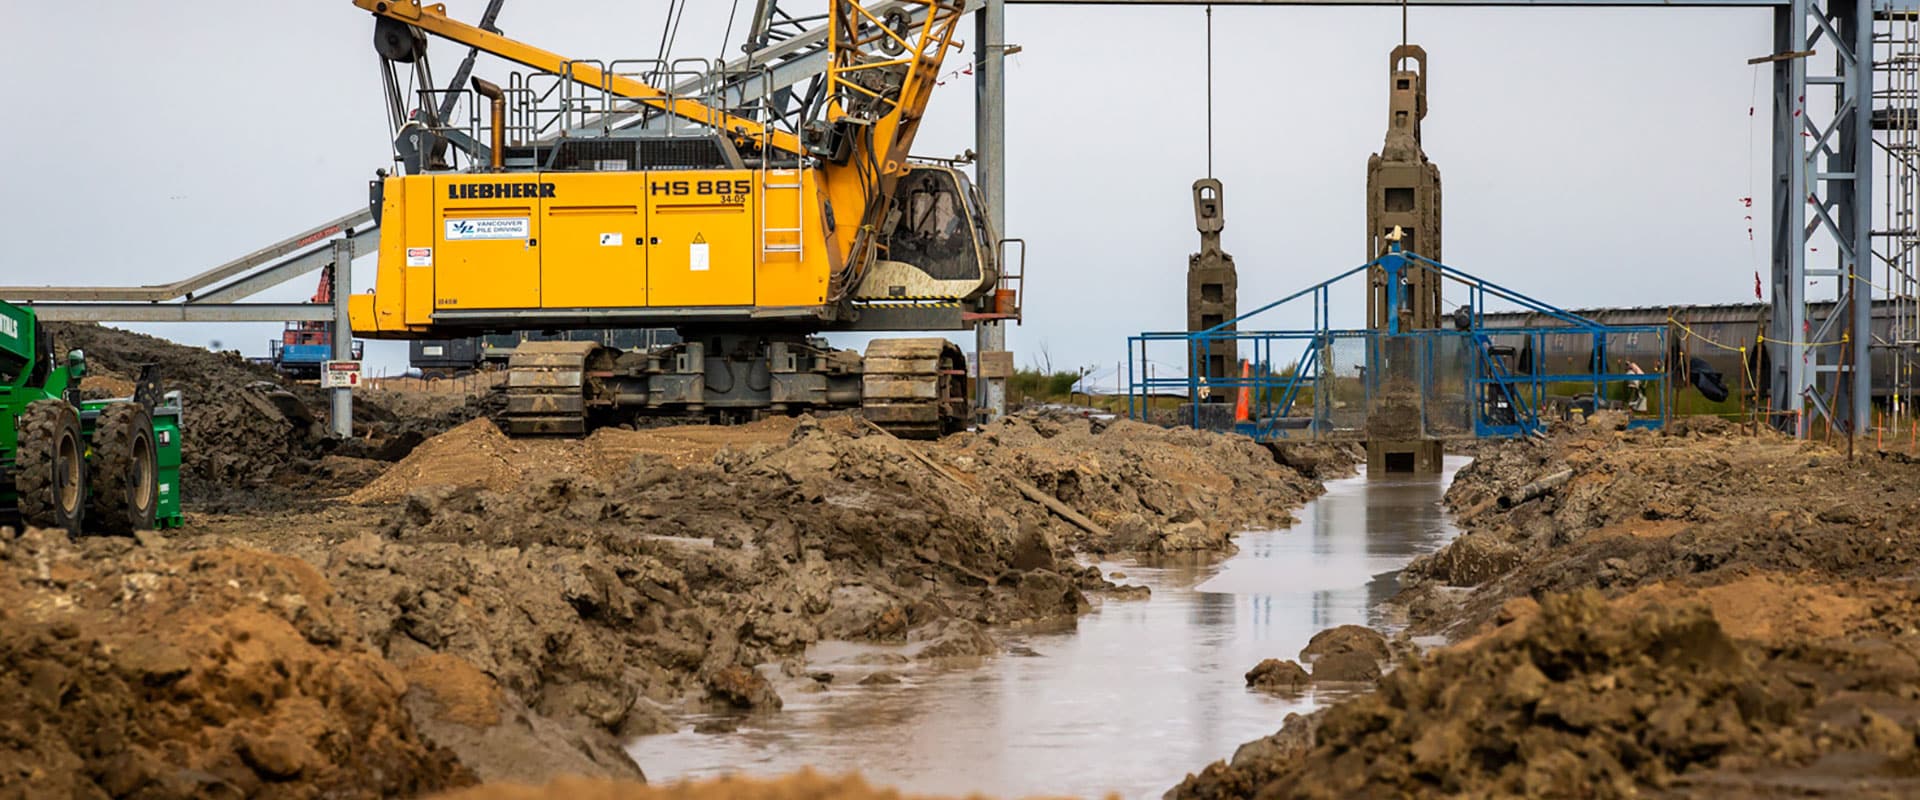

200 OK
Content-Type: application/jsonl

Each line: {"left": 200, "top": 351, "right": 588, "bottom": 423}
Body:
{"left": 1233, "top": 359, "right": 1252, "bottom": 423}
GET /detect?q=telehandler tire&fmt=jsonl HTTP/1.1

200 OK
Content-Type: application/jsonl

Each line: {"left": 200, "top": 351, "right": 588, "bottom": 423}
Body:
{"left": 89, "top": 404, "right": 158, "bottom": 535}
{"left": 16, "top": 399, "right": 87, "bottom": 535}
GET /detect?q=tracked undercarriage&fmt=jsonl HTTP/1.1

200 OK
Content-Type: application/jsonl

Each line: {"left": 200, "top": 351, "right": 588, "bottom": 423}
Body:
{"left": 501, "top": 334, "right": 968, "bottom": 438}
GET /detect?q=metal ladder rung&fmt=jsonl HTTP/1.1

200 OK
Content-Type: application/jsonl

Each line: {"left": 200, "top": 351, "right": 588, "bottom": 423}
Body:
{"left": 761, "top": 171, "right": 806, "bottom": 258}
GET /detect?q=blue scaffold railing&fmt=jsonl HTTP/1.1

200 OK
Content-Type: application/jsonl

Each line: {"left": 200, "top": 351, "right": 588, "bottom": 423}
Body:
{"left": 1128, "top": 243, "right": 1671, "bottom": 441}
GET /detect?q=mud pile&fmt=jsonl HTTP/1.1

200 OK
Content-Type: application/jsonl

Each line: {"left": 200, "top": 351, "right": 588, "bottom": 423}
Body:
{"left": 46, "top": 323, "right": 479, "bottom": 509}
{"left": 347, "top": 416, "right": 793, "bottom": 504}
{"left": 1175, "top": 591, "right": 1816, "bottom": 799}
{"left": 947, "top": 414, "right": 1351, "bottom": 553}
{"left": 0, "top": 527, "right": 471, "bottom": 798}
{"left": 1406, "top": 413, "right": 1920, "bottom": 635}
{"left": 50, "top": 323, "right": 322, "bottom": 508}
{"left": 1182, "top": 416, "right": 1920, "bottom": 798}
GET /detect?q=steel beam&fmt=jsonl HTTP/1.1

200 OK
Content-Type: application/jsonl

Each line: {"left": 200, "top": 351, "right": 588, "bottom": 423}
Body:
{"left": 22, "top": 304, "right": 337, "bottom": 323}
{"left": 190, "top": 228, "right": 380, "bottom": 306}
{"left": 0, "top": 209, "right": 373, "bottom": 303}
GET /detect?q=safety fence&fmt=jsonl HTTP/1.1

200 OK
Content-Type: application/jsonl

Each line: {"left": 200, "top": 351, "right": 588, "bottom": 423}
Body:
{"left": 1129, "top": 246, "right": 1672, "bottom": 441}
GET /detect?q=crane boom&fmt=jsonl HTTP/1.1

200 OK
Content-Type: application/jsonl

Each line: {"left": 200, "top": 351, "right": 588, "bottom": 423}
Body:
{"left": 352, "top": 0, "right": 805, "bottom": 155}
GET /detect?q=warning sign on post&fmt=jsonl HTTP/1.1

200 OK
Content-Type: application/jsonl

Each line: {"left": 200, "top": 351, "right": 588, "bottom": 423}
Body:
{"left": 321, "top": 360, "right": 362, "bottom": 390}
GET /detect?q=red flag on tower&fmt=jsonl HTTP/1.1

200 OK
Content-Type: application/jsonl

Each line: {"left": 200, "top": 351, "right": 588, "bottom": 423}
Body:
{"left": 1754, "top": 271, "right": 1763, "bottom": 300}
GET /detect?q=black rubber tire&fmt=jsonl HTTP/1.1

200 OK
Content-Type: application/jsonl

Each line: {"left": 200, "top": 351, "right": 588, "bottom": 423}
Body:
{"left": 16, "top": 399, "right": 87, "bottom": 536}
{"left": 89, "top": 404, "right": 158, "bottom": 535}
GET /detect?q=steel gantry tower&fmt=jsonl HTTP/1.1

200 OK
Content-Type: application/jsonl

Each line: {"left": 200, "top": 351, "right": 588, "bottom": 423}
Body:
{"left": 994, "top": 0, "right": 1911, "bottom": 437}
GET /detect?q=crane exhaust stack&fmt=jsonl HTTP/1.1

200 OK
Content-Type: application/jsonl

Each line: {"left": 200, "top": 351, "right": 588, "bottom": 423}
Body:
{"left": 1187, "top": 178, "right": 1237, "bottom": 407}
{"left": 1364, "top": 44, "right": 1446, "bottom": 474}
{"left": 470, "top": 77, "right": 505, "bottom": 172}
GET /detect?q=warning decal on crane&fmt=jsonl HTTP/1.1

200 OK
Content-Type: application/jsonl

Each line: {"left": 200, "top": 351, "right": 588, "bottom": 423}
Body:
{"left": 406, "top": 247, "right": 433, "bottom": 266}
{"left": 690, "top": 233, "right": 710, "bottom": 272}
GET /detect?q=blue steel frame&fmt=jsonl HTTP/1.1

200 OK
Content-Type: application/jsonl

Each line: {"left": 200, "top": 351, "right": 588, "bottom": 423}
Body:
{"left": 1128, "top": 245, "right": 1671, "bottom": 441}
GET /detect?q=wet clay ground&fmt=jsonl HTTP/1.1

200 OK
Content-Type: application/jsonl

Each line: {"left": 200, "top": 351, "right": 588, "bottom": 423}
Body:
{"left": 2, "top": 325, "right": 1360, "bottom": 796}
{"left": 629, "top": 461, "right": 1461, "bottom": 799}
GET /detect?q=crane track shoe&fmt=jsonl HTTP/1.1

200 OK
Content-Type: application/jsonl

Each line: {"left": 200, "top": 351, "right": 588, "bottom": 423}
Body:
{"left": 502, "top": 340, "right": 606, "bottom": 436}
{"left": 861, "top": 338, "right": 970, "bottom": 440}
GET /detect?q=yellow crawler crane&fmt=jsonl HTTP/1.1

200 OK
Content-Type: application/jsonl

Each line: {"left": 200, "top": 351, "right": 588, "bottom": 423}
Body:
{"left": 348, "top": 0, "right": 1014, "bottom": 437}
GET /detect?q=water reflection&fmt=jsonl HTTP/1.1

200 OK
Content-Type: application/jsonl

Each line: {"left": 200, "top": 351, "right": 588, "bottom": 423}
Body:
{"left": 631, "top": 457, "right": 1466, "bottom": 799}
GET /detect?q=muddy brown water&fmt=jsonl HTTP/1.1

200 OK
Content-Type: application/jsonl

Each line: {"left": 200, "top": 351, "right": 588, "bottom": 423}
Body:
{"left": 630, "top": 457, "right": 1468, "bottom": 799}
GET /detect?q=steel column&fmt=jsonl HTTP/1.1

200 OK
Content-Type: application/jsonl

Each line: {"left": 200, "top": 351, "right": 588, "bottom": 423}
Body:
{"left": 330, "top": 238, "right": 355, "bottom": 440}
{"left": 1853, "top": 0, "right": 1876, "bottom": 431}
{"left": 1772, "top": 0, "right": 1875, "bottom": 435}
{"left": 975, "top": 0, "right": 1009, "bottom": 420}
{"left": 1773, "top": 3, "right": 1810, "bottom": 427}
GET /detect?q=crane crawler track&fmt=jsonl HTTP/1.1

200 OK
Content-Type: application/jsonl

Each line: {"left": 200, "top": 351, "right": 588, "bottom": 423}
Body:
{"left": 500, "top": 341, "right": 605, "bottom": 436}
{"left": 860, "top": 338, "right": 970, "bottom": 440}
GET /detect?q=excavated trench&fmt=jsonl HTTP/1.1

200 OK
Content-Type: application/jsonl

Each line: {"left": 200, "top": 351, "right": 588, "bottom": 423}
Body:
{"left": 630, "top": 458, "right": 1467, "bottom": 799}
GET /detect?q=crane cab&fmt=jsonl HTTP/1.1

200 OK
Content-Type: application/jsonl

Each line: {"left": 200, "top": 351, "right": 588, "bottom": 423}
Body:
{"left": 857, "top": 165, "right": 1000, "bottom": 303}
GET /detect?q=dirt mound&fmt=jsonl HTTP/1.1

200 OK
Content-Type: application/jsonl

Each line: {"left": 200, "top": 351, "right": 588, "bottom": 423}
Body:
{"left": 0, "top": 527, "right": 471, "bottom": 798}
{"left": 348, "top": 416, "right": 814, "bottom": 504}
{"left": 947, "top": 415, "right": 1344, "bottom": 553}
{"left": 1618, "top": 574, "right": 1875, "bottom": 646}
{"left": 1405, "top": 417, "right": 1920, "bottom": 638}
{"left": 44, "top": 323, "right": 475, "bottom": 510}
{"left": 1178, "top": 591, "right": 1796, "bottom": 798}
{"left": 49, "top": 323, "right": 322, "bottom": 509}
{"left": 304, "top": 418, "right": 1118, "bottom": 781}
{"left": 1226, "top": 417, "right": 1920, "bottom": 797}
{"left": 1180, "top": 584, "right": 1920, "bottom": 798}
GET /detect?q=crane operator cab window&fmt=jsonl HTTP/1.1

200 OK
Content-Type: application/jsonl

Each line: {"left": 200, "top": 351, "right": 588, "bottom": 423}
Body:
{"left": 884, "top": 168, "right": 987, "bottom": 282}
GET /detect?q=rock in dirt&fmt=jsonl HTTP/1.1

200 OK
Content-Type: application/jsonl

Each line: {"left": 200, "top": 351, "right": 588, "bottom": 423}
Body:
{"left": 1404, "top": 530, "right": 1521, "bottom": 587}
{"left": 1308, "top": 652, "right": 1382, "bottom": 683}
{"left": 1244, "top": 659, "right": 1310, "bottom": 693}
{"left": 1299, "top": 624, "right": 1391, "bottom": 664}
{"left": 704, "top": 666, "right": 782, "bottom": 711}
{"left": 910, "top": 619, "right": 998, "bottom": 660}
{"left": 858, "top": 671, "right": 903, "bottom": 686}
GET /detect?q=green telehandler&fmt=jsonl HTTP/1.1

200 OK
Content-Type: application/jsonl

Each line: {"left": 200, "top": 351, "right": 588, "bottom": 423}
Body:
{"left": 0, "top": 299, "right": 183, "bottom": 534}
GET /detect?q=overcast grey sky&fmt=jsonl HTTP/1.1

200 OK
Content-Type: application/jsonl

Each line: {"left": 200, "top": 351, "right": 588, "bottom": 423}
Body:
{"left": 0, "top": 2, "right": 1775, "bottom": 376}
